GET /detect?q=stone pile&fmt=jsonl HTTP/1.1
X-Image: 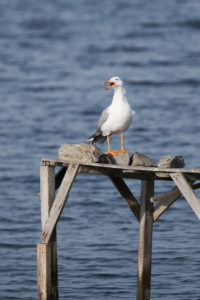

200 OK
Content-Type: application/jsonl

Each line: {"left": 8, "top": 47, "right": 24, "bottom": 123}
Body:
{"left": 58, "top": 143, "right": 185, "bottom": 168}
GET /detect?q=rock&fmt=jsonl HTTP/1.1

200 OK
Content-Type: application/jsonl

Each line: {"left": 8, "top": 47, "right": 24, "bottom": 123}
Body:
{"left": 98, "top": 154, "right": 113, "bottom": 164}
{"left": 130, "top": 152, "right": 157, "bottom": 167}
{"left": 58, "top": 143, "right": 131, "bottom": 165}
{"left": 108, "top": 152, "right": 130, "bottom": 166}
{"left": 58, "top": 143, "right": 104, "bottom": 163}
{"left": 158, "top": 155, "right": 184, "bottom": 168}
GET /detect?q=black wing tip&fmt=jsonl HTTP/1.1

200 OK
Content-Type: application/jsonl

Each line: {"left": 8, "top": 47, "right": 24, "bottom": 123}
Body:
{"left": 88, "top": 133, "right": 96, "bottom": 143}
{"left": 88, "top": 132, "right": 106, "bottom": 144}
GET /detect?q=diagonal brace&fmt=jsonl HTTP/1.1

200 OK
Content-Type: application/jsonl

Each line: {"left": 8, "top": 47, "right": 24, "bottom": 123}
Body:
{"left": 152, "top": 182, "right": 200, "bottom": 222}
{"left": 41, "top": 163, "right": 80, "bottom": 243}
{"left": 110, "top": 177, "right": 140, "bottom": 221}
{"left": 170, "top": 173, "right": 200, "bottom": 220}
{"left": 151, "top": 182, "right": 200, "bottom": 203}
{"left": 153, "top": 186, "right": 181, "bottom": 222}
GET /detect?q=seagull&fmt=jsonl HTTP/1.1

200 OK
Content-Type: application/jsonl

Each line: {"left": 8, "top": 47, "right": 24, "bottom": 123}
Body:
{"left": 88, "top": 76, "right": 135, "bottom": 156}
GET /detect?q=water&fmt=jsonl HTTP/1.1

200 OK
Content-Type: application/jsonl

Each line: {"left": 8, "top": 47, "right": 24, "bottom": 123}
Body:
{"left": 0, "top": 0, "right": 200, "bottom": 299}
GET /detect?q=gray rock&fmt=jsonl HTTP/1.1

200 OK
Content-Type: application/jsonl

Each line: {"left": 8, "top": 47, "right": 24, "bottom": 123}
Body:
{"left": 58, "top": 143, "right": 104, "bottom": 163}
{"left": 108, "top": 152, "right": 130, "bottom": 166}
{"left": 158, "top": 155, "right": 184, "bottom": 168}
{"left": 130, "top": 152, "right": 157, "bottom": 167}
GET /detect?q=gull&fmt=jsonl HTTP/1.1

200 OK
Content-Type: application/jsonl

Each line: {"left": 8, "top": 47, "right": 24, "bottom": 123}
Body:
{"left": 88, "top": 76, "right": 135, "bottom": 156}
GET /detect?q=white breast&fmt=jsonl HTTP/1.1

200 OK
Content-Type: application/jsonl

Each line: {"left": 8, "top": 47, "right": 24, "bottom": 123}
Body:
{"left": 101, "top": 101, "right": 133, "bottom": 135}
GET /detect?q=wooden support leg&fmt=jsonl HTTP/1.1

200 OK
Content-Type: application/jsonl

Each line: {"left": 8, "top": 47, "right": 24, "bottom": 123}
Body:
{"left": 37, "top": 243, "right": 51, "bottom": 300}
{"left": 137, "top": 180, "right": 154, "bottom": 300}
{"left": 38, "top": 166, "right": 58, "bottom": 300}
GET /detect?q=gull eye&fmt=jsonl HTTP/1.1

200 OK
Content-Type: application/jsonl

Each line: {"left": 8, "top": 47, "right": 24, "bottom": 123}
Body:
{"left": 115, "top": 78, "right": 118, "bottom": 80}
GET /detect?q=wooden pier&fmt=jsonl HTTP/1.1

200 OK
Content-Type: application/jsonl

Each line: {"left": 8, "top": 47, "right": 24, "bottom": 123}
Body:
{"left": 37, "top": 158, "right": 200, "bottom": 300}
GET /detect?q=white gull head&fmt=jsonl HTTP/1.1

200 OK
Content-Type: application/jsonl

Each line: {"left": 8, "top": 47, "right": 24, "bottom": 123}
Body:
{"left": 104, "top": 76, "right": 123, "bottom": 91}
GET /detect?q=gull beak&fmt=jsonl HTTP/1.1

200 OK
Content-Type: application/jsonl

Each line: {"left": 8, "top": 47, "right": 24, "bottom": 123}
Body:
{"left": 103, "top": 80, "right": 116, "bottom": 91}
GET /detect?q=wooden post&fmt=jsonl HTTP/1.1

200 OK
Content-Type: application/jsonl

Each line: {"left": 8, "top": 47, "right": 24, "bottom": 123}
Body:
{"left": 137, "top": 180, "right": 154, "bottom": 300}
{"left": 38, "top": 165, "right": 58, "bottom": 300}
{"left": 37, "top": 243, "right": 52, "bottom": 300}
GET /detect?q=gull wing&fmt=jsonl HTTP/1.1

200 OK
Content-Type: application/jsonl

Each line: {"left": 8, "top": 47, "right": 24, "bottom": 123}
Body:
{"left": 97, "top": 107, "right": 109, "bottom": 132}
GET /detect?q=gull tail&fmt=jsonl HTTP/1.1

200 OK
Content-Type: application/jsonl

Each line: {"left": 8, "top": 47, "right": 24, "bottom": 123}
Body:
{"left": 88, "top": 132, "right": 107, "bottom": 144}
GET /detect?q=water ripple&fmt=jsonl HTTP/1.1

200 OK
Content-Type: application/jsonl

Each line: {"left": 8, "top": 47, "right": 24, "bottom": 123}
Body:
{"left": 0, "top": 0, "right": 200, "bottom": 299}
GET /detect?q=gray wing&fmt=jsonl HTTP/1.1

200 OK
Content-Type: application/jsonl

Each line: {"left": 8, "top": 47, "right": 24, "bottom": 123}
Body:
{"left": 88, "top": 107, "right": 109, "bottom": 144}
{"left": 97, "top": 108, "right": 109, "bottom": 131}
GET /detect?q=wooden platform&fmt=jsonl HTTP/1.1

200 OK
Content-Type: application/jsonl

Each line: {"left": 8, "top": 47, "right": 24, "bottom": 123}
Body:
{"left": 42, "top": 158, "right": 200, "bottom": 180}
{"left": 38, "top": 158, "right": 200, "bottom": 300}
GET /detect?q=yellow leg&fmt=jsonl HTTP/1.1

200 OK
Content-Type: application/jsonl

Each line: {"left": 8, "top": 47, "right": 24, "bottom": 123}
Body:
{"left": 121, "top": 132, "right": 124, "bottom": 151}
{"left": 107, "top": 134, "right": 129, "bottom": 156}
{"left": 107, "top": 136, "right": 119, "bottom": 156}
{"left": 120, "top": 132, "right": 129, "bottom": 154}
{"left": 107, "top": 136, "right": 111, "bottom": 152}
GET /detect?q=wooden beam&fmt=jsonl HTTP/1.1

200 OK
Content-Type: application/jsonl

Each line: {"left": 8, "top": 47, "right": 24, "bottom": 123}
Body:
{"left": 41, "top": 163, "right": 80, "bottom": 243}
{"left": 37, "top": 243, "right": 51, "bottom": 300}
{"left": 40, "top": 166, "right": 55, "bottom": 229}
{"left": 41, "top": 158, "right": 200, "bottom": 180}
{"left": 41, "top": 158, "right": 200, "bottom": 174}
{"left": 110, "top": 177, "right": 140, "bottom": 221}
{"left": 170, "top": 173, "right": 200, "bottom": 220}
{"left": 153, "top": 187, "right": 181, "bottom": 222}
{"left": 39, "top": 165, "right": 58, "bottom": 300}
{"left": 151, "top": 182, "right": 200, "bottom": 203}
{"left": 150, "top": 186, "right": 179, "bottom": 203}
{"left": 152, "top": 182, "right": 200, "bottom": 222}
{"left": 137, "top": 180, "right": 154, "bottom": 300}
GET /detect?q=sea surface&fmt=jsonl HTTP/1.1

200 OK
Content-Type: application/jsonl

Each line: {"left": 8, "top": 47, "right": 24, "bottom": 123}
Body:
{"left": 0, "top": 0, "right": 200, "bottom": 299}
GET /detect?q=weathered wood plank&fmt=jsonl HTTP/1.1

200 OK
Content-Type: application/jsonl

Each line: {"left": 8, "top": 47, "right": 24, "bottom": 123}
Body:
{"left": 41, "top": 158, "right": 200, "bottom": 181}
{"left": 151, "top": 186, "right": 180, "bottom": 203}
{"left": 151, "top": 182, "right": 200, "bottom": 203}
{"left": 80, "top": 165, "right": 159, "bottom": 180}
{"left": 153, "top": 187, "right": 181, "bottom": 222}
{"left": 137, "top": 180, "right": 154, "bottom": 300}
{"left": 152, "top": 182, "right": 200, "bottom": 222}
{"left": 53, "top": 162, "right": 159, "bottom": 180}
{"left": 40, "top": 166, "right": 55, "bottom": 229}
{"left": 37, "top": 243, "right": 51, "bottom": 300}
{"left": 41, "top": 163, "right": 80, "bottom": 243}
{"left": 40, "top": 165, "right": 58, "bottom": 300}
{"left": 110, "top": 177, "right": 140, "bottom": 221}
{"left": 41, "top": 158, "right": 200, "bottom": 175}
{"left": 170, "top": 173, "right": 200, "bottom": 220}
{"left": 53, "top": 162, "right": 168, "bottom": 181}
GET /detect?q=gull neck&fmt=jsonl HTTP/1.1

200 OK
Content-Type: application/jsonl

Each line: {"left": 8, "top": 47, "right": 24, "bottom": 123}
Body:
{"left": 112, "top": 86, "right": 126, "bottom": 104}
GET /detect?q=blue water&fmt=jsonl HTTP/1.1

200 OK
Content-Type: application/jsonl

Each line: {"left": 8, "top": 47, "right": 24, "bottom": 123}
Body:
{"left": 0, "top": 0, "right": 200, "bottom": 299}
